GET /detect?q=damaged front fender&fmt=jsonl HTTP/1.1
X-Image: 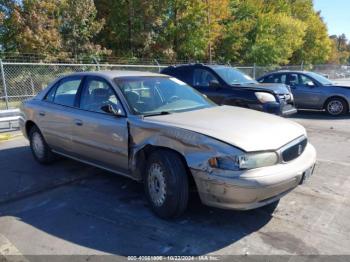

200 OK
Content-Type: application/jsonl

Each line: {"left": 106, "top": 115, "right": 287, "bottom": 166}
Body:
{"left": 127, "top": 116, "right": 242, "bottom": 181}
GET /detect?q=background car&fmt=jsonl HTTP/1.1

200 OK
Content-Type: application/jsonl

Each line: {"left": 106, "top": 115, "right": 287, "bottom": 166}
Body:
{"left": 257, "top": 70, "right": 350, "bottom": 116}
{"left": 161, "top": 64, "right": 296, "bottom": 116}
{"left": 20, "top": 71, "right": 316, "bottom": 219}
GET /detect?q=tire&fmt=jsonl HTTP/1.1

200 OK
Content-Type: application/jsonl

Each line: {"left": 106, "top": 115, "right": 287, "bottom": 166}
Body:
{"left": 325, "top": 97, "right": 348, "bottom": 116}
{"left": 29, "top": 125, "right": 55, "bottom": 164}
{"left": 144, "top": 149, "right": 189, "bottom": 219}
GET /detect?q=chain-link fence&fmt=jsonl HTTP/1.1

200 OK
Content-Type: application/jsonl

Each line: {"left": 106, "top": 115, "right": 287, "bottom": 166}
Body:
{"left": 0, "top": 61, "right": 169, "bottom": 110}
{"left": 1, "top": 60, "right": 349, "bottom": 110}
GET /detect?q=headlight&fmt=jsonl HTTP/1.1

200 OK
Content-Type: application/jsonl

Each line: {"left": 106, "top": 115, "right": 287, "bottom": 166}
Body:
{"left": 255, "top": 92, "right": 276, "bottom": 103}
{"left": 209, "top": 152, "right": 278, "bottom": 171}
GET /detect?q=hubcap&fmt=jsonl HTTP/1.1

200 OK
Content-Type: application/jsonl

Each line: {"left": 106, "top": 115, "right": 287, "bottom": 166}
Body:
{"left": 32, "top": 132, "right": 45, "bottom": 159}
{"left": 327, "top": 100, "right": 343, "bottom": 115}
{"left": 148, "top": 163, "right": 166, "bottom": 207}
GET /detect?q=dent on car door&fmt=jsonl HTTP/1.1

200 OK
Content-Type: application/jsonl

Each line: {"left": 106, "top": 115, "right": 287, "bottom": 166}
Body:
{"left": 289, "top": 74, "right": 322, "bottom": 109}
{"left": 38, "top": 76, "right": 83, "bottom": 153}
{"left": 70, "top": 76, "right": 129, "bottom": 173}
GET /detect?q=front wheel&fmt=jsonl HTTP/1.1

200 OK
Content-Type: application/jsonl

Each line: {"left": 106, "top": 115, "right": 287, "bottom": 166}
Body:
{"left": 325, "top": 98, "right": 348, "bottom": 116}
{"left": 144, "top": 149, "right": 189, "bottom": 219}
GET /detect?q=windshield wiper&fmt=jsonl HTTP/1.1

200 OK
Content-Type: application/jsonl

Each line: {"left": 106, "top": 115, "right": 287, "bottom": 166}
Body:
{"left": 143, "top": 111, "right": 172, "bottom": 117}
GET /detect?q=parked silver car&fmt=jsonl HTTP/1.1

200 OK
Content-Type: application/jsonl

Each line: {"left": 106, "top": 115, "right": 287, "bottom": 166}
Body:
{"left": 258, "top": 71, "right": 350, "bottom": 116}
{"left": 19, "top": 71, "right": 317, "bottom": 218}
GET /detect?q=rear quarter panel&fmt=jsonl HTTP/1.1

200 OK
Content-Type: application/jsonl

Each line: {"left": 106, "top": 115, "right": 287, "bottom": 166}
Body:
{"left": 321, "top": 86, "right": 350, "bottom": 110}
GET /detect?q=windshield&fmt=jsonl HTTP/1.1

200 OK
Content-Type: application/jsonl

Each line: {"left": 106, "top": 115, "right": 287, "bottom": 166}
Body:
{"left": 211, "top": 66, "right": 257, "bottom": 85}
{"left": 115, "top": 76, "right": 216, "bottom": 115}
{"left": 307, "top": 72, "right": 333, "bottom": 85}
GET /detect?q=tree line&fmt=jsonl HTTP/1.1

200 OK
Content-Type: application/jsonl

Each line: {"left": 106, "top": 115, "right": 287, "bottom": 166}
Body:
{"left": 0, "top": 0, "right": 349, "bottom": 65}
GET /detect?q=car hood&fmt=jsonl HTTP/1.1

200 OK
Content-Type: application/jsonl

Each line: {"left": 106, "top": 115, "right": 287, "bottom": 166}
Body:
{"left": 328, "top": 84, "right": 350, "bottom": 90}
{"left": 144, "top": 106, "right": 306, "bottom": 152}
{"left": 240, "top": 83, "right": 290, "bottom": 94}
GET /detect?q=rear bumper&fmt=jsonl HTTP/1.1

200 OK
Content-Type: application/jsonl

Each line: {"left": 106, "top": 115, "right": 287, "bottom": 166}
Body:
{"left": 191, "top": 143, "right": 316, "bottom": 210}
{"left": 18, "top": 116, "right": 27, "bottom": 138}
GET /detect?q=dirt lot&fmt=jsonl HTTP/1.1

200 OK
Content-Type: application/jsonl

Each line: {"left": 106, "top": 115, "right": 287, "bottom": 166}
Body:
{"left": 0, "top": 111, "right": 349, "bottom": 257}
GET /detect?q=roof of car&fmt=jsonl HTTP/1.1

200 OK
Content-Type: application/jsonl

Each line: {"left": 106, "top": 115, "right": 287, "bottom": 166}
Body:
{"left": 66, "top": 70, "right": 166, "bottom": 80}
{"left": 270, "top": 70, "right": 324, "bottom": 75}
{"left": 258, "top": 70, "right": 313, "bottom": 78}
{"left": 162, "top": 63, "right": 233, "bottom": 71}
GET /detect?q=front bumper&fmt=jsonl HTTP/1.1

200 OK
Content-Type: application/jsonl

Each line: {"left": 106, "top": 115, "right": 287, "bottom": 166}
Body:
{"left": 249, "top": 101, "right": 297, "bottom": 116}
{"left": 191, "top": 143, "right": 316, "bottom": 210}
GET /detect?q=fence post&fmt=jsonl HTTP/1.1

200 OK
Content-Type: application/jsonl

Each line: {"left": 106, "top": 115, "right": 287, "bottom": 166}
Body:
{"left": 253, "top": 63, "right": 256, "bottom": 79}
{"left": 30, "top": 74, "right": 35, "bottom": 96}
{"left": 0, "top": 59, "right": 9, "bottom": 110}
{"left": 154, "top": 59, "right": 161, "bottom": 73}
{"left": 92, "top": 56, "right": 100, "bottom": 71}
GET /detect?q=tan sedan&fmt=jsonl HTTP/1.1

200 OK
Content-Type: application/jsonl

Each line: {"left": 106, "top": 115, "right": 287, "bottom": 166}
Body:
{"left": 19, "top": 71, "right": 316, "bottom": 218}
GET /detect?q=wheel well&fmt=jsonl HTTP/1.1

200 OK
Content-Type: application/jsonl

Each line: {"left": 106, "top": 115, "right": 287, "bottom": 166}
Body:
{"left": 135, "top": 145, "right": 197, "bottom": 189}
{"left": 25, "top": 120, "right": 37, "bottom": 137}
{"left": 324, "top": 96, "right": 349, "bottom": 110}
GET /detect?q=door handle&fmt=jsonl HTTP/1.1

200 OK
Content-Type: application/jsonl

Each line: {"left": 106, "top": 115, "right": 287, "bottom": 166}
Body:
{"left": 39, "top": 111, "right": 46, "bottom": 116}
{"left": 74, "top": 119, "right": 83, "bottom": 126}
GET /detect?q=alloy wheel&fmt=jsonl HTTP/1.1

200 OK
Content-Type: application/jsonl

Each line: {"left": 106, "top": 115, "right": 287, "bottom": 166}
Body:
{"left": 327, "top": 100, "right": 344, "bottom": 115}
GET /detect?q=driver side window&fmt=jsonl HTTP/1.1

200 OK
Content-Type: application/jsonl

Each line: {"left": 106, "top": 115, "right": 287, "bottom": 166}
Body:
{"left": 193, "top": 69, "right": 218, "bottom": 87}
{"left": 299, "top": 75, "right": 316, "bottom": 86}
{"left": 80, "top": 77, "right": 123, "bottom": 114}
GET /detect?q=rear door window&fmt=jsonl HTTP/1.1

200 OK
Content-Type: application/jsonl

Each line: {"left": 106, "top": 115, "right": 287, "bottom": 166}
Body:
{"left": 53, "top": 77, "right": 82, "bottom": 107}
{"left": 261, "top": 74, "right": 287, "bottom": 84}
{"left": 279, "top": 74, "right": 287, "bottom": 84}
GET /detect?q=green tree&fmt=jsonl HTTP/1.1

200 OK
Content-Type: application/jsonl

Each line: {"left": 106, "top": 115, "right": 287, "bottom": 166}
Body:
{"left": 216, "top": 0, "right": 305, "bottom": 65}
{"left": 328, "top": 34, "right": 350, "bottom": 64}
{"left": 0, "top": 0, "right": 109, "bottom": 60}
{"left": 60, "top": 0, "right": 109, "bottom": 59}
{"left": 289, "top": 1, "right": 332, "bottom": 64}
{"left": 95, "top": 0, "right": 160, "bottom": 57}
{"left": 95, "top": 0, "right": 210, "bottom": 61}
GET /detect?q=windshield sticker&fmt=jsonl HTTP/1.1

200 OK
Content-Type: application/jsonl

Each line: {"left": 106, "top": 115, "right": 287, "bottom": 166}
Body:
{"left": 170, "top": 78, "right": 186, "bottom": 85}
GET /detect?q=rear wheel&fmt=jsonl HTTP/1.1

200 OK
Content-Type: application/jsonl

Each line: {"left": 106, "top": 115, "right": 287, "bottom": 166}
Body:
{"left": 29, "top": 126, "right": 55, "bottom": 164}
{"left": 144, "top": 149, "right": 189, "bottom": 219}
{"left": 325, "top": 97, "right": 348, "bottom": 116}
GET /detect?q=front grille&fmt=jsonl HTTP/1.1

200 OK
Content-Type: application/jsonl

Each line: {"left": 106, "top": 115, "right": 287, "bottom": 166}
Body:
{"left": 282, "top": 138, "right": 307, "bottom": 162}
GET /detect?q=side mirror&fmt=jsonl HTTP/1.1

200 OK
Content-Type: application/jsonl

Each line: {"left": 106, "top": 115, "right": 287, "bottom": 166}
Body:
{"left": 209, "top": 80, "right": 220, "bottom": 88}
{"left": 306, "top": 81, "right": 315, "bottom": 87}
{"left": 101, "top": 104, "right": 124, "bottom": 116}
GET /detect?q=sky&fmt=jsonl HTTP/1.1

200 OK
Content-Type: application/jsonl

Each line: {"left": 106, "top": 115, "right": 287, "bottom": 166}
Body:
{"left": 314, "top": 0, "right": 350, "bottom": 39}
